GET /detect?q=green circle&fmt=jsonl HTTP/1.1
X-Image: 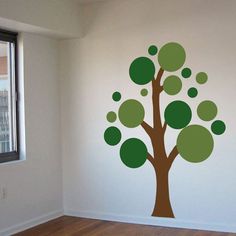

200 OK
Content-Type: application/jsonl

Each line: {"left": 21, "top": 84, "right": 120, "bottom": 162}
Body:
{"left": 118, "top": 99, "right": 145, "bottom": 128}
{"left": 112, "top": 91, "right": 121, "bottom": 102}
{"left": 211, "top": 120, "right": 226, "bottom": 135}
{"left": 106, "top": 111, "right": 117, "bottom": 123}
{"left": 141, "top": 88, "right": 148, "bottom": 96}
{"left": 197, "top": 100, "right": 217, "bottom": 121}
{"left": 129, "top": 57, "right": 155, "bottom": 85}
{"left": 188, "top": 87, "right": 198, "bottom": 98}
{"left": 158, "top": 42, "right": 186, "bottom": 72}
{"left": 164, "top": 101, "right": 192, "bottom": 129}
{"left": 163, "top": 75, "right": 182, "bottom": 95}
{"left": 181, "top": 68, "right": 192, "bottom": 78}
{"left": 120, "top": 138, "right": 147, "bottom": 168}
{"left": 177, "top": 125, "right": 214, "bottom": 163}
{"left": 196, "top": 72, "right": 208, "bottom": 84}
{"left": 104, "top": 126, "right": 121, "bottom": 146}
{"left": 148, "top": 45, "right": 158, "bottom": 55}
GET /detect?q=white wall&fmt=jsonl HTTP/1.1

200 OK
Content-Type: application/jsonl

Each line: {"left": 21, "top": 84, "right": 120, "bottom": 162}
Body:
{"left": 60, "top": 0, "right": 236, "bottom": 232}
{"left": 0, "top": 33, "right": 63, "bottom": 235}
{"left": 0, "top": 0, "right": 82, "bottom": 38}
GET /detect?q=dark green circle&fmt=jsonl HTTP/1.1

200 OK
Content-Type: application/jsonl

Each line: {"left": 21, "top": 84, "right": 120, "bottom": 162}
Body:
{"left": 163, "top": 75, "right": 182, "bottom": 95}
{"left": 197, "top": 100, "right": 217, "bottom": 121}
{"left": 120, "top": 138, "right": 147, "bottom": 168}
{"left": 129, "top": 57, "right": 155, "bottom": 85}
{"left": 181, "top": 68, "right": 192, "bottom": 78}
{"left": 140, "top": 88, "right": 148, "bottom": 96}
{"left": 148, "top": 45, "right": 158, "bottom": 56}
{"left": 188, "top": 87, "right": 198, "bottom": 98}
{"left": 118, "top": 99, "right": 145, "bottom": 128}
{"left": 196, "top": 72, "right": 208, "bottom": 84}
{"left": 211, "top": 120, "right": 226, "bottom": 135}
{"left": 112, "top": 91, "right": 121, "bottom": 102}
{"left": 106, "top": 111, "right": 117, "bottom": 123}
{"left": 158, "top": 42, "right": 186, "bottom": 72}
{"left": 177, "top": 125, "right": 214, "bottom": 163}
{"left": 104, "top": 126, "right": 121, "bottom": 146}
{"left": 164, "top": 101, "right": 192, "bottom": 129}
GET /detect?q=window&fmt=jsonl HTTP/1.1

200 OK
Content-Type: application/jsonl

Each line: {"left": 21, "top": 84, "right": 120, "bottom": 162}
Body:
{"left": 0, "top": 29, "right": 19, "bottom": 163}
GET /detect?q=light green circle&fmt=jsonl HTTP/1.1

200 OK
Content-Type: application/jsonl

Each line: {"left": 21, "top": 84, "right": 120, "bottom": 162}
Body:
{"left": 106, "top": 111, "right": 117, "bottom": 123}
{"left": 197, "top": 100, "right": 217, "bottom": 121}
{"left": 177, "top": 125, "right": 214, "bottom": 163}
{"left": 158, "top": 42, "right": 186, "bottom": 72}
{"left": 163, "top": 75, "right": 182, "bottom": 95}
{"left": 118, "top": 99, "right": 145, "bottom": 128}
{"left": 140, "top": 88, "right": 148, "bottom": 96}
{"left": 196, "top": 72, "right": 208, "bottom": 84}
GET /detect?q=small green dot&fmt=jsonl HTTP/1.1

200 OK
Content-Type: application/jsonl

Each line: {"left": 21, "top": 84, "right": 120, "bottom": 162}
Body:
{"left": 112, "top": 91, "right": 121, "bottom": 102}
{"left": 211, "top": 120, "right": 226, "bottom": 135}
{"left": 181, "top": 68, "right": 192, "bottom": 78}
{"left": 140, "top": 89, "right": 148, "bottom": 96}
{"left": 106, "top": 111, "right": 117, "bottom": 123}
{"left": 148, "top": 45, "right": 158, "bottom": 56}
{"left": 188, "top": 87, "right": 198, "bottom": 98}
{"left": 196, "top": 72, "right": 208, "bottom": 84}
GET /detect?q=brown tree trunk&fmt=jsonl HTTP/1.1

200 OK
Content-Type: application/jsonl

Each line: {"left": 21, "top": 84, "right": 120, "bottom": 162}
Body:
{"left": 152, "top": 167, "right": 174, "bottom": 218}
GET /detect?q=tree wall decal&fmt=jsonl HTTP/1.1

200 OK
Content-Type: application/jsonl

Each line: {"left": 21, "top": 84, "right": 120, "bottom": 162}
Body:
{"left": 104, "top": 42, "right": 226, "bottom": 218}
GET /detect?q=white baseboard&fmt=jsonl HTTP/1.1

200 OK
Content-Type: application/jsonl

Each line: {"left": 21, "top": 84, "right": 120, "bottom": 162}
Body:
{"left": 0, "top": 210, "right": 63, "bottom": 236}
{"left": 64, "top": 209, "right": 236, "bottom": 234}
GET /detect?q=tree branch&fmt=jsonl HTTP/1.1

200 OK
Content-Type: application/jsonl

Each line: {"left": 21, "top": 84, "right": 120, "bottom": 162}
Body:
{"left": 167, "top": 146, "right": 179, "bottom": 168}
{"left": 147, "top": 153, "right": 155, "bottom": 168}
{"left": 162, "top": 122, "right": 167, "bottom": 134}
{"left": 141, "top": 121, "right": 153, "bottom": 138}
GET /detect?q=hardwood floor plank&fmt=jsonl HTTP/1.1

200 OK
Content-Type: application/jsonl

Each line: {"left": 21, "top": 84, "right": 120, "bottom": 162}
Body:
{"left": 14, "top": 216, "right": 236, "bottom": 236}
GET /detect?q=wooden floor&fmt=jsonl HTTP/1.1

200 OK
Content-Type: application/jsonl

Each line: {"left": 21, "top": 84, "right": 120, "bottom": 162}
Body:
{"left": 14, "top": 216, "right": 236, "bottom": 236}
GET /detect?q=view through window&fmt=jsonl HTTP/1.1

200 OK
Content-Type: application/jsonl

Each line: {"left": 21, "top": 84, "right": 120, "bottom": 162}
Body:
{"left": 0, "top": 30, "right": 18, "bottom": 163}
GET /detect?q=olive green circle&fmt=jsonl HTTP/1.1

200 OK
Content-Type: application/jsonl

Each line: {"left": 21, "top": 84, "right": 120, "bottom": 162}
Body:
{"left": 188, "top": 87, "right": 198, "bottom": 98}
{"left": 177, "top": 125, "right": 214, "bottom": 163}
{"left": 164, "top": 100, "right": 192, "bottom": 129}
{"left": 181, "top": 68, "right": 192, "bottom": 78}
{"left": 129, "top": 57, "right": 155, "bottom": 85}
{"left": 118, "top": 99, "right": 145, "bottom": 128}
{"left": 196, "top": 72, "right": 208, "bottom": 84}
{"left": 197, "top": 100, "right": 217, "bottom": 121}
{"left": 112, "top": 91, "right": 121, "bottom": 102}
{"left": 120, "top": 138, "right": 147, "bottom": 168}
{"left": 211, "top": 120, "right": 226, "bottom": 135}
{"left": 158, "top": 42, "right": 186, "bottom": 72}
{"left": 163, "top": 75, "right": 182, "bottom": 95}
{"left": 140, "top": 88, "right": 148, "bottom": 96}
{"left": 104, "top": 126, "right": 122, "bottom": 146}
{"left": 148, "top": 45, "right": 158, "bottom": 56}
{"left": 106, "top": 111, "right": 117, "bottom": 123}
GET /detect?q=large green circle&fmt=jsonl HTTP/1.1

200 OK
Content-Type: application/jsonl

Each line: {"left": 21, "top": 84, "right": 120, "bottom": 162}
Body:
{"left": 129, "top": 57, "right": 155, "bottom": 85}
{"left": 158, "top": 42, "right": 186, "bottom": 72}
{"left": 177, "top": 125, "right": 214, "bottom": 163}
{"left": 118, "top": 99, "right": 145, "bottom": 128}
{"left": 211, "top": 120, "right": 226, "bottom": 135}
{"left": 197, "top": 100, "right": 217, "bottom": 121}
{"left": 104, "top": 126, "right": 121, "bottom": 146}
{"left": 120, "top": 138, "right": 147, "bottom": 168}
{"left": 163, "top": 75, "right": 182, "bottom": 95}
{"left": 164, "top": 101, "right": 192, "bottom": 129}
{"left": 196, "top": 72, "right": 208, "bottom": 84}
{"left": 106, "top": 111, "right": 117, "bottom": 123}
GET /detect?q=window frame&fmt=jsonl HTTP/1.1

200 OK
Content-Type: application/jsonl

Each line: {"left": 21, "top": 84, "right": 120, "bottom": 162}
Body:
{"left": 0, "top": 29, "right": 19, "bottom": 163}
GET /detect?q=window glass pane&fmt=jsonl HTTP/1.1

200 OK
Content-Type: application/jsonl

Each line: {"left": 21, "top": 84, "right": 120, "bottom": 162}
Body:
{"left": 0, "top": 40, "right": 16, "bottom": 153}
